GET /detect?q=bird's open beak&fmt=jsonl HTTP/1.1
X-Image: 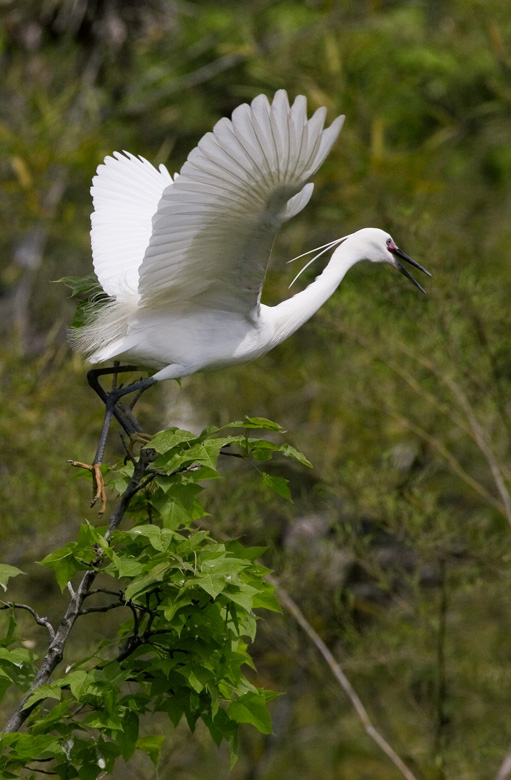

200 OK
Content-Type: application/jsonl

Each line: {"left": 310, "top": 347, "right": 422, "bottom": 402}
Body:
{"left": 391, "top": 245, "right": 432, "bottom": 295}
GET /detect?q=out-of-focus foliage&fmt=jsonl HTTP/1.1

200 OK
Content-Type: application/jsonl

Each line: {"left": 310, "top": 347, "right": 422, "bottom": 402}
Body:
{"left": 1, "top": 0, "right": 511, "bottom": 778}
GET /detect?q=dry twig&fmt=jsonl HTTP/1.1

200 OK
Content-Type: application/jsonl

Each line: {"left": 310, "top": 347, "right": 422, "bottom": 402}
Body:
{"left": 270, "top": 577, "right": 422, "bottom": 780}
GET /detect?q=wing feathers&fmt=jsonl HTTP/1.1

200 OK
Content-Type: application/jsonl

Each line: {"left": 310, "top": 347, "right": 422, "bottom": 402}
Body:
{"left": 138, "top": 90, "right": 344, "bottom": 311}
{"left": 90, "top": 90, "right": 344, "bottom": 316}
{"left": 90, "top": 152, "right": 172, "bottom": 298}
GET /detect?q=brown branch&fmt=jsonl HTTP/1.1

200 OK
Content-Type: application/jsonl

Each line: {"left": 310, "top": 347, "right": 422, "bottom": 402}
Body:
{"left": 270, "top": 577, "right": 422, "bottom": 780}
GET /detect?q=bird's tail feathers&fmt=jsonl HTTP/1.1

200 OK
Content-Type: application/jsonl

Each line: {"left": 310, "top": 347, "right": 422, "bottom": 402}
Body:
{"left": 70, "top": 296, "right": 135, "bottom": 362}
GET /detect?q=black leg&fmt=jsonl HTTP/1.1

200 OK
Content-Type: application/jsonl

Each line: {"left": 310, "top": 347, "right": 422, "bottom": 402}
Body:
{"left": 87, "top": 366, "right": 142, "bottom": 437}
{"left": 71, "top": 366, "right": 157, "bottom": 513}
{"left": 91, "top": 372, "right": 157, "bottom": 467}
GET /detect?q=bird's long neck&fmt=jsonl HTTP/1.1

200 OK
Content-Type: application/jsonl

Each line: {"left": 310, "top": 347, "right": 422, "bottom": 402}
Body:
{"left": 267, "top": 240, "right": 361, "bottom": 348}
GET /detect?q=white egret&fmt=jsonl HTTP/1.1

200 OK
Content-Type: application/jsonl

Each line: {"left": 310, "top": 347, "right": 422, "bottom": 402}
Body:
{"left": 71, "top": 89, "right": 430, "bottom": 509}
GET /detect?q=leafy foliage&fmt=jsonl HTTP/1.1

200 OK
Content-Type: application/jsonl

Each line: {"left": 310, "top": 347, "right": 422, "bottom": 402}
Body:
{"left": 0, "top": 420, "right": 306, "bottom": 778}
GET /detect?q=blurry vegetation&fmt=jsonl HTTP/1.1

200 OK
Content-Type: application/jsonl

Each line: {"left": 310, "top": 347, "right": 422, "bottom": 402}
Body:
{"left": 1, "top": 0, "right": 511, "bottom": 778}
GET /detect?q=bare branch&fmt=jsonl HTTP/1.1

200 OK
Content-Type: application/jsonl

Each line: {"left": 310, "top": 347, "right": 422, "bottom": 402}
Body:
{"left": 270, "top": 577, "right": 422, "bottom": 780}
{"left": 78, "top": 601, "right": 125, "bottom": 616}
{"left": 441, "top": 375, "right": 511, "bottom": 527}
{"left": 0, "top": 603, "right": 55, "bottom": 641}
{"left": 385, "top": 408, "right": 506, "bottom": 516}
{"left": 83, "top": 587, "right": 124, "bottom": 600}
{"left": 495, "top": 749, "right": 511, "bottom": 780}
{"left": 389, "top": 340, "right": 511, "bottom": 525}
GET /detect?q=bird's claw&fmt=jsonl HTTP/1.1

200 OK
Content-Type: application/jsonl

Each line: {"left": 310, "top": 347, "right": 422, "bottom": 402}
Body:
{"left": 68, "top": 460, "right": 107, "bottom": 515}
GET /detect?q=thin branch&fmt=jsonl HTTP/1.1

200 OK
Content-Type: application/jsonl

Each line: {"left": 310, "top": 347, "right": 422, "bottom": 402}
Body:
{"left": 389, "top": 340, "right": 511, "bottom": 525}
{"left": 385, "top": 408, "right": 506, "bottom": 516}
{"left": 78, "top": 602, "right": 125, "bottom": 616}
{"left": 83, "top": 587, "right": 123, "bottom": 600}
{"left": 433, "top": 559, "right": 448, "bottom": 778}
{"left": 335, "top": 321, "right": 511, "bottom": 520}
{"left": 0, "top": 603, "right": 55, "bottom": 641}
{"left": 495, "top": 748, "right": 511, "bottom": 780}
{"left": 441, "top": 375, "right": 511, "bottom": 527}
{"left": 3, "top": 447, "right": 157, "bottom": 734}
{"left": 270, "top": 577, "right": 422, "bottom": 780}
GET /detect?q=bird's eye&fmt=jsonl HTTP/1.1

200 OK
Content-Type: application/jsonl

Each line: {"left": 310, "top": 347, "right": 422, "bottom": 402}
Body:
{"left": 386, "top": 238, "right": 395, "bottom": 253}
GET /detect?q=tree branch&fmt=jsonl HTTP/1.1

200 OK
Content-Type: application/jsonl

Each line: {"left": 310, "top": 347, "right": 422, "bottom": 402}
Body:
{"left": 78, "top": 602, "right": 125, "bottom": 616}
{"left": 0, "top": 603, "right": 55, "bottom": 641}
{"left": 2, "top": 448, "right": 158, "bottom": 734}
{"left": 495, "top": 749, "right": 511, "bottom": 780}
{"left": 270, "top": 577, "right": 422, "bottom": 780}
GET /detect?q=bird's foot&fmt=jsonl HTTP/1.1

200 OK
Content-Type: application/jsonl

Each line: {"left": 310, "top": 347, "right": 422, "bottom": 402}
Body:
{"left": 68, "top": 460, "right": 107, "bottom": 514}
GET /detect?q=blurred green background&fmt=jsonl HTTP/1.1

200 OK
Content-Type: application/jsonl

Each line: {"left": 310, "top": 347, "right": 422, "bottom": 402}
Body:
{"left": 1, "top": 1, "right": 511, "bottom": 778}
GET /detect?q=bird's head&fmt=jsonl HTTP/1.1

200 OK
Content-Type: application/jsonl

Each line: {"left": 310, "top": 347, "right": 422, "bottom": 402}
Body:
{"left": 349, "top": 227, "right": 431, "bottom": 294}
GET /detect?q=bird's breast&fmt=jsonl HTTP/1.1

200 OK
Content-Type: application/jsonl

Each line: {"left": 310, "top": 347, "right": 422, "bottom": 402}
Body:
{"left": 122, "top": 306, "right": 274, "bottom": 375}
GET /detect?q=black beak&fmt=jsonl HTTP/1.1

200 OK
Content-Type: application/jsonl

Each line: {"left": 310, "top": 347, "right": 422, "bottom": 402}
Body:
{"left": 392, "top": 247, "right": 432, "bottom": 295}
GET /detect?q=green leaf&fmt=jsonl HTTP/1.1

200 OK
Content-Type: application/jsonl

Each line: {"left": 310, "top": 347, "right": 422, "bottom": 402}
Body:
{"left": 196, "top": 572, "right": 228, "bottom": 599}
{"left": 243, "top": 417, "right": 284, "bottom": 431}
{"left": 0, "top": 647, "right": 32, "bottom": 666}
{"left": 67, "top": 669, "right": 90, "bottom": 701}
{"left": 225, "top": 542, "right": 267, "bottom": 560}
{"left": 261, "top": 472, "right": 292, "bottom": 501}
{"left": 39, "top": 543, "right": 83, "bottom": 590}
{"left": 224, "top": 587, "right": 256, "bottom": 611}
{"left": 136, "top": 735, "right": 165, "bottom": 766}
{"left": 0, "top": 564, "right": 24, "bottom": 592}
{"left": 24, "top": 681, "right": 63, "bottom": 709}
{"left": 252, "top": 587, "right": 282, "bottom": 613}
{"left": 110, "top": 551, "right": 145, "bottom": 578}
{"left": 128, "top": 525, "right": 174, "bottom": 552}
{"left": 279, "top": 443, "right": 313, "bottom": 468}
{"left": 227, "top": 692, "right": 273, "bottom": 734}
{"left": 55, "top": 273, "right": 102, "bottom": 297}
{"left": 117, "top": 710, "right": 139, "bottom": 761}
{"left": 149, "top": 428, "right": 196, "bottom": 454}
{"left": 224, "top": 417, "right": 284, "bottom": 432}
{"left": 124, "top": 562, "right": 171, "bottom": 601}
{"left": 249, "top": 440, "right": 280, "bottom": 461}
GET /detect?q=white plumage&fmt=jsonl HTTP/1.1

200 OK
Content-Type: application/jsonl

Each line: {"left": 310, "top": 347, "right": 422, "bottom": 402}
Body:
{"left": 74, "top": 90, "right": 429, "bottom": 382}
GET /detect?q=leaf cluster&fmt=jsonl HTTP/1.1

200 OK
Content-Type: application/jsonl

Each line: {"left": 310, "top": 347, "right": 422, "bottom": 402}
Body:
{"left": 0, "top": 419, "right": 310, "bottom": 778}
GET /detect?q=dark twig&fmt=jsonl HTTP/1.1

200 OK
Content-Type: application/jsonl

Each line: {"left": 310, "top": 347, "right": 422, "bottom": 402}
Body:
{"left": 83, "top": 587, "right": 123, "bottom": 600}
{"left": 78, "top": 602, "right": 125, "bottom": 616}
{"left": 120, "top": 431, "right": 138, "bottom": 466}
{"left": 3, "top": 446, "right": 158, "bottom": 734}
{"left": 434, "top": 559, "right": 449, "bottom": 777}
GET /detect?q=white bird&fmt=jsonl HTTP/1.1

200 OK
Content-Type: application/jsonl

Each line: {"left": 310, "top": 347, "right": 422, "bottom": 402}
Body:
{"left": 71, "top": 89, "right": 430, "bottom": 509}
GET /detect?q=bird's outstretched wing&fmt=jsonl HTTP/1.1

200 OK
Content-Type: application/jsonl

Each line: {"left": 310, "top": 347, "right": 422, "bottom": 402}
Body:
{"left": 90, "top": 152, "right": 172, "bottom": 299}
{"left": 90, "top": 91, "right": 344, "bottom": 314}
{"left": 138, "top": 90, "right": 344, "bottom": 315}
